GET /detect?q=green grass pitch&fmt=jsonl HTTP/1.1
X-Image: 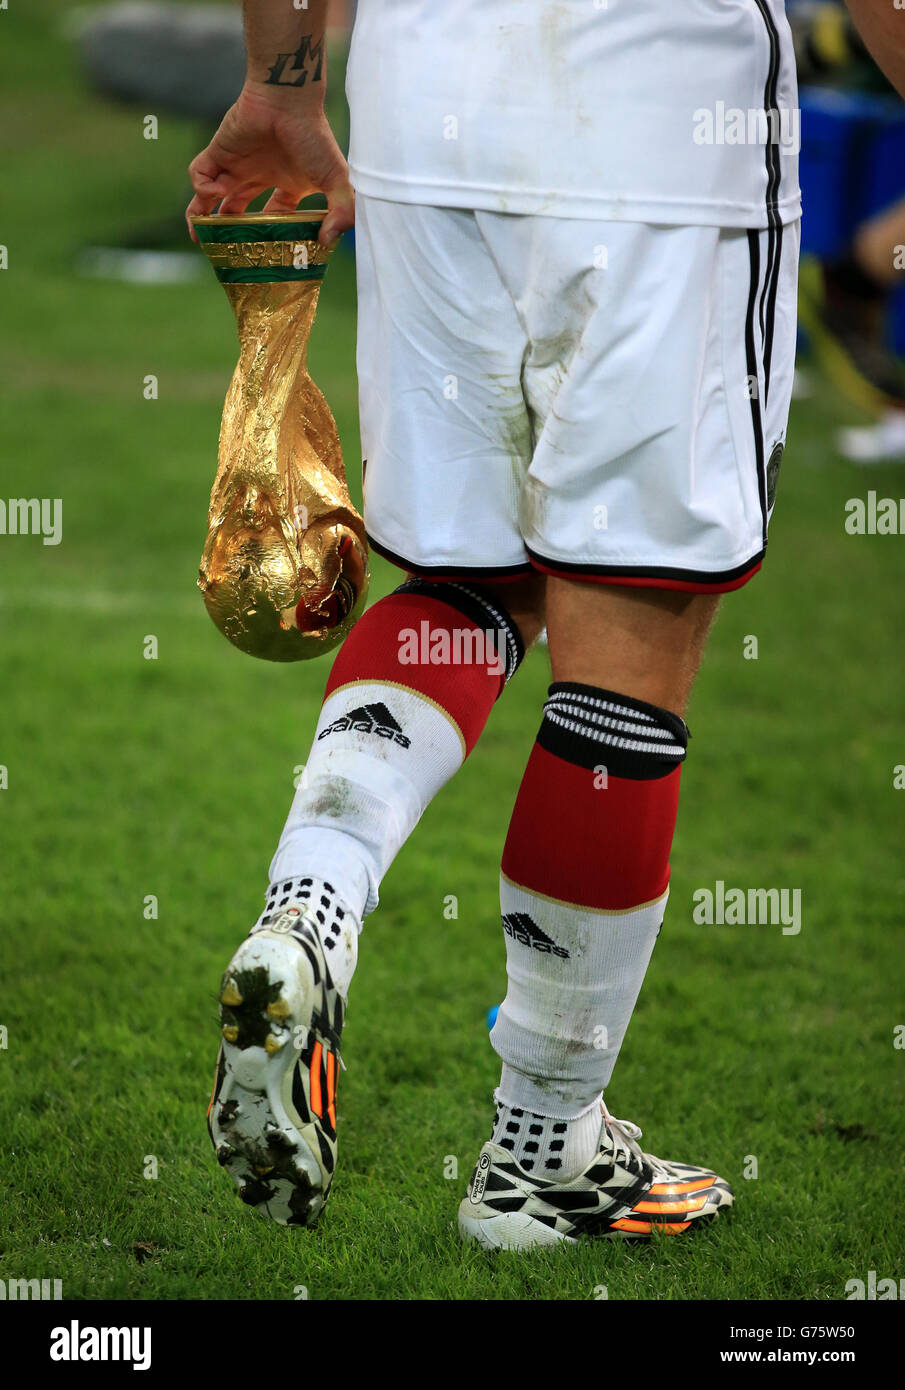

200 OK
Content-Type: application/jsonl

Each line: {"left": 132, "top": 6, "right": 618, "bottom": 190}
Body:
{"left": 1, "top": 1, "right": 903, "bottom": 1301}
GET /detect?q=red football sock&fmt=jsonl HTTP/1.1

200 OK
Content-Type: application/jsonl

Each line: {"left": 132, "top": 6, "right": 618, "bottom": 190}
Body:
{"left": 492, "top": 682, "right": 688, "bottom": 1119}
{"left": 269, "top": 578, "right": 525, "bottom": 914}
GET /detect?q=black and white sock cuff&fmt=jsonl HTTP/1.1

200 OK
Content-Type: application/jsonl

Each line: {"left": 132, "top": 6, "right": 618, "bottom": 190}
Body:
{"left": 538, "top": 682, "right": 689, "bottom": 779}
{"left": 257, "top": 876, "right": 350, "bottom": 947}
{"left": 394, "top": 577, "right": 525, "bottom": 684}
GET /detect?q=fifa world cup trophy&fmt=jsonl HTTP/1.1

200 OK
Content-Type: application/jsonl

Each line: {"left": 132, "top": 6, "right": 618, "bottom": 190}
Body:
{"left": 192, "top": 211, "right": 369, "bottom": 661}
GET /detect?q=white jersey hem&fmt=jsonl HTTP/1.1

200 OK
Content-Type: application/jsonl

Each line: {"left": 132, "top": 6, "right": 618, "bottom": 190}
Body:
{"left": 349, "top": 165, "right": 802, "bottom": 230}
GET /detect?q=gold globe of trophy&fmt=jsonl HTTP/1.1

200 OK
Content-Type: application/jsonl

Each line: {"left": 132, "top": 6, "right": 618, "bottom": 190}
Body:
{"left": 192, "top": 210, "right": 369, "bottom": 661}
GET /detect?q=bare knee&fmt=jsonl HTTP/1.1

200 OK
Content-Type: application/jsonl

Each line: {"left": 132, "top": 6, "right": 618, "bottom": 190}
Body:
{"left": 406, "top": 570, "right": 547, "bottom": 650}
{"left": 545, "top": 577, "right": 720, "bottom": 714}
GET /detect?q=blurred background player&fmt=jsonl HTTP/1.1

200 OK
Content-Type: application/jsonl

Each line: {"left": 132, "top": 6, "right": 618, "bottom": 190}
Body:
{"left": 792, "top": 0, "right": 905, "bottom": 461}
{"left": 806, "top": 196, "right": 905, "bottom": 462}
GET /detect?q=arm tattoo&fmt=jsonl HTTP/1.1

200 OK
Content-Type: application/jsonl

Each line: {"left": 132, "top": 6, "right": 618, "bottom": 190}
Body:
{"left": 265, "top": 33, "right": 325, "bottom": 87}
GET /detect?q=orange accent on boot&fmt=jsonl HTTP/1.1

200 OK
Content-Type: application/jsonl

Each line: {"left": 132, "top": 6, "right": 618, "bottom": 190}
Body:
{"left": 633, "top": 1193, "right": 710, "bottom": 1216}
{"left": 611, "top": 1217, "right": 692, "bottom": 1234}
{"left": 309, "top": 1041, "right": 323, "bottom": 1118}
{"left": 648, "top": 1177, "right": 715, "bottom": 1197}
{"left": 325, "top": 1049, "right": 337, "bottom": 1129}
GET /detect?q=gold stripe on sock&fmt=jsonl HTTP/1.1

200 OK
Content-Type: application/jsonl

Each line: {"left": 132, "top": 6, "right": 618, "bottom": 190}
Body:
{"left": 326, "top": 679, "right": 467, "bottom": 760}
{"left": 500, "top": 869, "right": 669, "bottom": 917}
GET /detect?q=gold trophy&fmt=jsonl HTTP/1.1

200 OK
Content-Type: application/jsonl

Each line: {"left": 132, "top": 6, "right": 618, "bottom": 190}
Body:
{"left": 192, "top": 211, "right": 368, "bottom": 662}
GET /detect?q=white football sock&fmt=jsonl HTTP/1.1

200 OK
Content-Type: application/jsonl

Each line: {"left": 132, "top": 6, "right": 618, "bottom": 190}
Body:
{"left": 491, "top": 1094, "right": 603, "bottom": 1181}
{"left": 264, "top": 581, "right": 525, "bottom": 1007}
{"left": 255, "top": 874, "right": 359, "bottom": 1000}
{"left": 491, "top": 876, "right": 667, "bottom": 1116}
{"left": 268, "top": 682, "right": 467, "bottom": 920}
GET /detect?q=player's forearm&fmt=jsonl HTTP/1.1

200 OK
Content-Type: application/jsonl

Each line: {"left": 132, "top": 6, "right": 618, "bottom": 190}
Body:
{"left": 845, "top": 0, "right": 905, "bottom": 100}
{"left": 241, "top": 0, "right": 330, "bottom": 102}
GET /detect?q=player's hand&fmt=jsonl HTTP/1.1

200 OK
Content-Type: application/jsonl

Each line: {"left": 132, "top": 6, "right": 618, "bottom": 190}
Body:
{"left": 185, "top": 84, "right": 354, "bottom": 246}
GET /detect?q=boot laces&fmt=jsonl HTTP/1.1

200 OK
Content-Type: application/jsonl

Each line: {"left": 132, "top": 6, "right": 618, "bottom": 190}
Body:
{"left": 602, "top": 1106, "right": 670, "bottom": 1179}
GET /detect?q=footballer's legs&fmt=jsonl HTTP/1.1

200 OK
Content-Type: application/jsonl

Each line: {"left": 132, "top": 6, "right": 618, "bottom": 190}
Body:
{"left": 266, "top": 570, "right": 542, "bottom": 917}
{"left": 209, "top": 570, "right": 544, "bottom": 1224}
{"left": 207, "top": 198, "right": 552, "bottom": 1227}
{"left": 459, "top": 580, "right": 735, "bottom": 1248}
{"left": 457, "top": 213, "right": 800, "bottom": 1247}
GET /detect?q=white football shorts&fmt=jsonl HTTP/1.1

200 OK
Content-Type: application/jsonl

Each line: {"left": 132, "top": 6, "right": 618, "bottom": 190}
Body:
{"left": 354, "top": 195, "right": 800, "bottom": 591}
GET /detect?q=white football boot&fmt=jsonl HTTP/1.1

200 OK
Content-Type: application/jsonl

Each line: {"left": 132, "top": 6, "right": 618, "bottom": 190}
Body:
{"left": 837, "top": 409, "right": 905, "bottom": 465}
{"left": 207, "top": 878, "right": 357, "bottom": 1226}
{"left": 459, "top": 1103, "right": 734, "bottom": 1250}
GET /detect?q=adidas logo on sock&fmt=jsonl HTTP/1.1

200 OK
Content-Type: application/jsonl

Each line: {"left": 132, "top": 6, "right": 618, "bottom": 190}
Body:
{"left": 318, "top": 701, "right": 411, "bottom": 749}
{"left": 501, "top": 911, "right": 570, "bottom": 959}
